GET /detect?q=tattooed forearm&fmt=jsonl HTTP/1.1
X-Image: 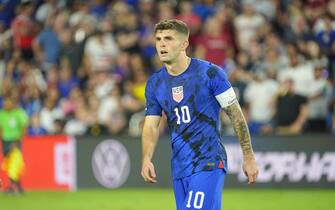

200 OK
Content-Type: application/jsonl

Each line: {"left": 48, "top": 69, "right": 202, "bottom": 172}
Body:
{"left": 223, "top": 102, "right": 254, "bottom": 157}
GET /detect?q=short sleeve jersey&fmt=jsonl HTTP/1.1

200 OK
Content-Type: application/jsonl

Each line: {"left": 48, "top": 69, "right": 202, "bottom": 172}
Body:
{"left": 0, "top": 108, "right": 29, "bottom": 141}
{"left": 145, "top": 58, "right": 235, "bottom": 179}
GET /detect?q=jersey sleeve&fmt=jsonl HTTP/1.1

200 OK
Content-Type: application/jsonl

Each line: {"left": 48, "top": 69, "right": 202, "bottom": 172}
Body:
{"left": 208, "top": 65, "right": 237, "bottom": 108}
{"left": 145, "top": 78, "right": 162, "bottom": 116}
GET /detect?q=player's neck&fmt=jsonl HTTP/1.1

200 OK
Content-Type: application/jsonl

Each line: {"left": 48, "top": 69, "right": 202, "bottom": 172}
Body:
{"left": 165, "top": 54, "right": 191, "bottom": 76}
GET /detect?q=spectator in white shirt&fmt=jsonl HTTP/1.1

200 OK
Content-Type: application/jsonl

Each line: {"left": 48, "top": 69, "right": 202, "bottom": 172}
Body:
{"left": 306, "top": 65, "right": 332, "bottom": 132}
{"left": 244, "top": 72, "right": 279, "bottom": 134}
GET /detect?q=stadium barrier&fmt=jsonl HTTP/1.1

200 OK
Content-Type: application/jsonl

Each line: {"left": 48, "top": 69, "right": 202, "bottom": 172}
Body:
{"left": 0, "top": 135, "right": 76, "bottom": 191}
{"left": 1, "top": 134, "right": 334, "bottom": 190}
{"left": 75, "top": 134, "right": 335, "bottom": 189}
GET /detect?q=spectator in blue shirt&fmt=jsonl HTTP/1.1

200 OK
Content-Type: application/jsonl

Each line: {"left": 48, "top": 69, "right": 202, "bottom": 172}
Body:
{"left": 316, "top": 15, "right": 335, "bottom": 54}
{"left": 28, "top": 112, "right": 47, "bottom": 136}
{"left": 33, "top": 13, "right": 61, "bottom": 72}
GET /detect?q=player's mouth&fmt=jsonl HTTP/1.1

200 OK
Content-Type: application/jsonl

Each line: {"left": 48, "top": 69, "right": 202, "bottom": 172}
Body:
{"left": 160, "top": 50, "right": 168, "bottom": 56}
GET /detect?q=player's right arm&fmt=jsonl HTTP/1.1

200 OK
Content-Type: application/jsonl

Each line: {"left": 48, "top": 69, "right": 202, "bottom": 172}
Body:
{"left": 141, "top": 115, "right": 161, "bottom": 183}
{"left": 142, "top": 75, "right": 163, "bottom": 183}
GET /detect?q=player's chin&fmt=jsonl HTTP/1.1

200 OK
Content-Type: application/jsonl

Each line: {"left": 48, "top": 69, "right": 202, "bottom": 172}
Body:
{"left": 159, "top": 56, "right": 171, "bottom": 63}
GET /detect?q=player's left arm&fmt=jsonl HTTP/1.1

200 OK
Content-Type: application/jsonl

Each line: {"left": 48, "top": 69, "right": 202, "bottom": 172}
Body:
{"left": 223, "top": 102, "right": 258, "bottom": 184}
{"left": 209, "top": 64, "right": 258, "bottom": 184}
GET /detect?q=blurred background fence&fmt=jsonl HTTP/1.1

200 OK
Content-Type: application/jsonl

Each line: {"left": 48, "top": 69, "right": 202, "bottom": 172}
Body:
{"left": 1, "top": 134, "right": 334, "bottom": 191}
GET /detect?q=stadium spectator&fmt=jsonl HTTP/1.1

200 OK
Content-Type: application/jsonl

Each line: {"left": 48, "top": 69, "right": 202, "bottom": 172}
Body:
{"left": 215, "top": 3, "right": 236, "bottom": 54}
{"left": 0, "top": 0, "right": 334, "bottom": 135}
{"left": 315, "top": 14, "right": 335, "bottom": 79}
{"left": 59, "top": 27, "right": 83, "bottom": 75}
{"left": 11, "top": 1, "right": 36, "bottom": 61}
{"left": 60, "top": 87, "right": 84, "bottom": 116}
{"left": 35, "top": 0, "right": 65, "bottom": 23}
{"left": 278, "top": 48, "right": 314, "bottom": 97}
{"left": 274, "top": 79, "right": 309, "bottom": 135}
{"left": 40, "top": 97, "right": 64, "bottom": 134}
{"left": 89, "top": 0, "right": 108, "bottom": 20}
{"left": 195, "top": 16, "right": 230, "bottom": 67}
{"left": 98, "top": 85, "right": 126, "bottom": 134}
{"left": 306, "top": 65, "right": 333, "bottom": 132}
{"left": 176, "top": 0, "right": 202, "bottom": 49}
{"left": 33, "top": 12, "right": 61, "bottom": 72}
{"left": 113, "top": 2, "right": 141, "bottom": 54}
{"left": 234, "top": 3, "right": 265, "bottom": 51}
{"left": 235, "top": 51, "right": 254, "bottom": 73}
{"left": 244, "top": 72, "right": 279, "bottom": 135}
{"left": 192, "top": 0, "right": 216, "bottom": 21}
{"left": 23, "top": 85, "right": 43, "bottom": 117}
{"left": 64, "top": 106, "right": 90, "bottom": 136}
{"left": 252, "top": 0, "right": 277, "bottom": 21}
{"left": 138, "top": 0, "right": 155, "bottom": 17}
{"left": 157, "top": 2, "right": 175, "bottom": 21}
{"left": 28, "top": 112, "right": 47, "bottom": 136}
{"left": 305, "top": 40, "right": 328, "bottom": 68}
{"left": 57, "top": 65, "right": 79, "bottom": 99}
{"left": 84, "top": 28, "right": 119, "bottom": 73}
{"left": 138, "top": 13, "right": 156, "bottom": 62}
{"left": 304, "top": 0, "right": 328, "bottom": 24}
{"left": 260, "top": 48, "right": 287, "bottom": 74}
{"left": 0, "top": 0, "right": 20, "bottom": 28}
{"left": 125, "top": 54, "right": 148, "bottom": 136}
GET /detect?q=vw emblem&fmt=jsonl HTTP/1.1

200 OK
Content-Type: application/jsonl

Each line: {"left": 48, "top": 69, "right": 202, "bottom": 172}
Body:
{"left": 92, "top": 140, "right": 130, "bottom": 188}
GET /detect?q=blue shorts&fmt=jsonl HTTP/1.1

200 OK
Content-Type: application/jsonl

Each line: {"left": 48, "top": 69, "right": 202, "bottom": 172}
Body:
{"left": 173, "top": 169, "right": 226, "bottom": 210}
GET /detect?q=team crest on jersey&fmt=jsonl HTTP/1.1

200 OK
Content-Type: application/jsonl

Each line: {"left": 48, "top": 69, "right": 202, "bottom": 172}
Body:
{"left": 172, "top": 86, "right": 184, "bottom": 103}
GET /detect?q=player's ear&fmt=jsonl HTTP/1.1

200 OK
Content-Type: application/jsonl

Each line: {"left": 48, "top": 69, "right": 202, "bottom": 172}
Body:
{"left": 181, "top": 39, "right": 189, "bottom": 51}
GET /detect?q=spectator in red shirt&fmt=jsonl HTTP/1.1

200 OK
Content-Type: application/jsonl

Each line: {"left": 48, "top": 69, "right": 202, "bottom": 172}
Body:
{"left": 11, "top": 1, "right": 36, "bottom": 60}
{"left": 195, "top": 16, "right": 230, "bottom": 67}
{"left": 176, "top": 0, "right": 202, "bottom": 50}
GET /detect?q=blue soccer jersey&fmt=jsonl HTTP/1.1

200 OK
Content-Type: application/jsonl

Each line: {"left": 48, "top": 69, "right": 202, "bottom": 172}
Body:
{"left": 145, "top": 58, "right": 235, "bottom": 179}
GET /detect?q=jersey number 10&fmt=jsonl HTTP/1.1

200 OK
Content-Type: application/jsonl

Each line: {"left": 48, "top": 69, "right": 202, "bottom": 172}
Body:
{"left": 174, "top": 106, "right": 191, "bottom": 124}
{"left": 186, "top": 190, "right": 205, "bottom": 209}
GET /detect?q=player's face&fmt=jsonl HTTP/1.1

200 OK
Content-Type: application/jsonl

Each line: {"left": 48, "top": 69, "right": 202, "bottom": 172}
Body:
{"left": 155, "top": 29, "right": 187, "bottom": 64}
{"left": 3, "top": 98, "right": 13, "bottom": 111}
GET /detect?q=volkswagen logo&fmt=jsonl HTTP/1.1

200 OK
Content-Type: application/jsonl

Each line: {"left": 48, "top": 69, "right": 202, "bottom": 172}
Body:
{"left": 92, "top": 139, "right": 130, "bottom": 188}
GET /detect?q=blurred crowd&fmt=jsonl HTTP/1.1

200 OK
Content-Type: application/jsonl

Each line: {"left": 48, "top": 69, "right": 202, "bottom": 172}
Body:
{"left": 0, "top": 0, "right": 334, "bottom": 137}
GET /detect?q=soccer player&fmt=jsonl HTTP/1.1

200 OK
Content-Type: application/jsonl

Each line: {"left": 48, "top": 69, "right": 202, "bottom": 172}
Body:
{"left": 141, "top": 19, "right": 258, "bottom": 210}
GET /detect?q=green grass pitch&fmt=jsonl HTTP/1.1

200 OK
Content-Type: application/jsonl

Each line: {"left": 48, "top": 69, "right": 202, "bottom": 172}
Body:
{"left": 0, "top": 189, "right": 334, "bottom": 210}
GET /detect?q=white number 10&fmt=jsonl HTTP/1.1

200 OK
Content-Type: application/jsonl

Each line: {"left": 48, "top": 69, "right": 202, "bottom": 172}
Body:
{"left": 174, "top": 106, "right": 191, "bottom": 124}
{"left": 186, "top": 191, "right": 205, "bottom": 209}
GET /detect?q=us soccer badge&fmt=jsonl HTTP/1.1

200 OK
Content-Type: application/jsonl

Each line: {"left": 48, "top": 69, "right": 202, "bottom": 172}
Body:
{"left": 172, "top": 86, "right": 184, "bottom": 103}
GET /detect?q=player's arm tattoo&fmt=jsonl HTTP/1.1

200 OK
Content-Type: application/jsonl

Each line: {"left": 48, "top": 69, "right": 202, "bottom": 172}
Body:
{"left": 223, "top": 102, "right": 254, "bottom": 157}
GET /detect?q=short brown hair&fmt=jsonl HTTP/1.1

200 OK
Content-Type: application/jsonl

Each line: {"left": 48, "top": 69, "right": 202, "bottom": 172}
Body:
{"left": 154, "top": 19, "right": 189, "bottom": 36}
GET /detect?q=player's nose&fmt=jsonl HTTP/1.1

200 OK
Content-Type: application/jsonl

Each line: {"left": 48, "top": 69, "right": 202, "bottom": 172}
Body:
{"left": 160, "top": 42, "right": 166, "bottom": 48}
